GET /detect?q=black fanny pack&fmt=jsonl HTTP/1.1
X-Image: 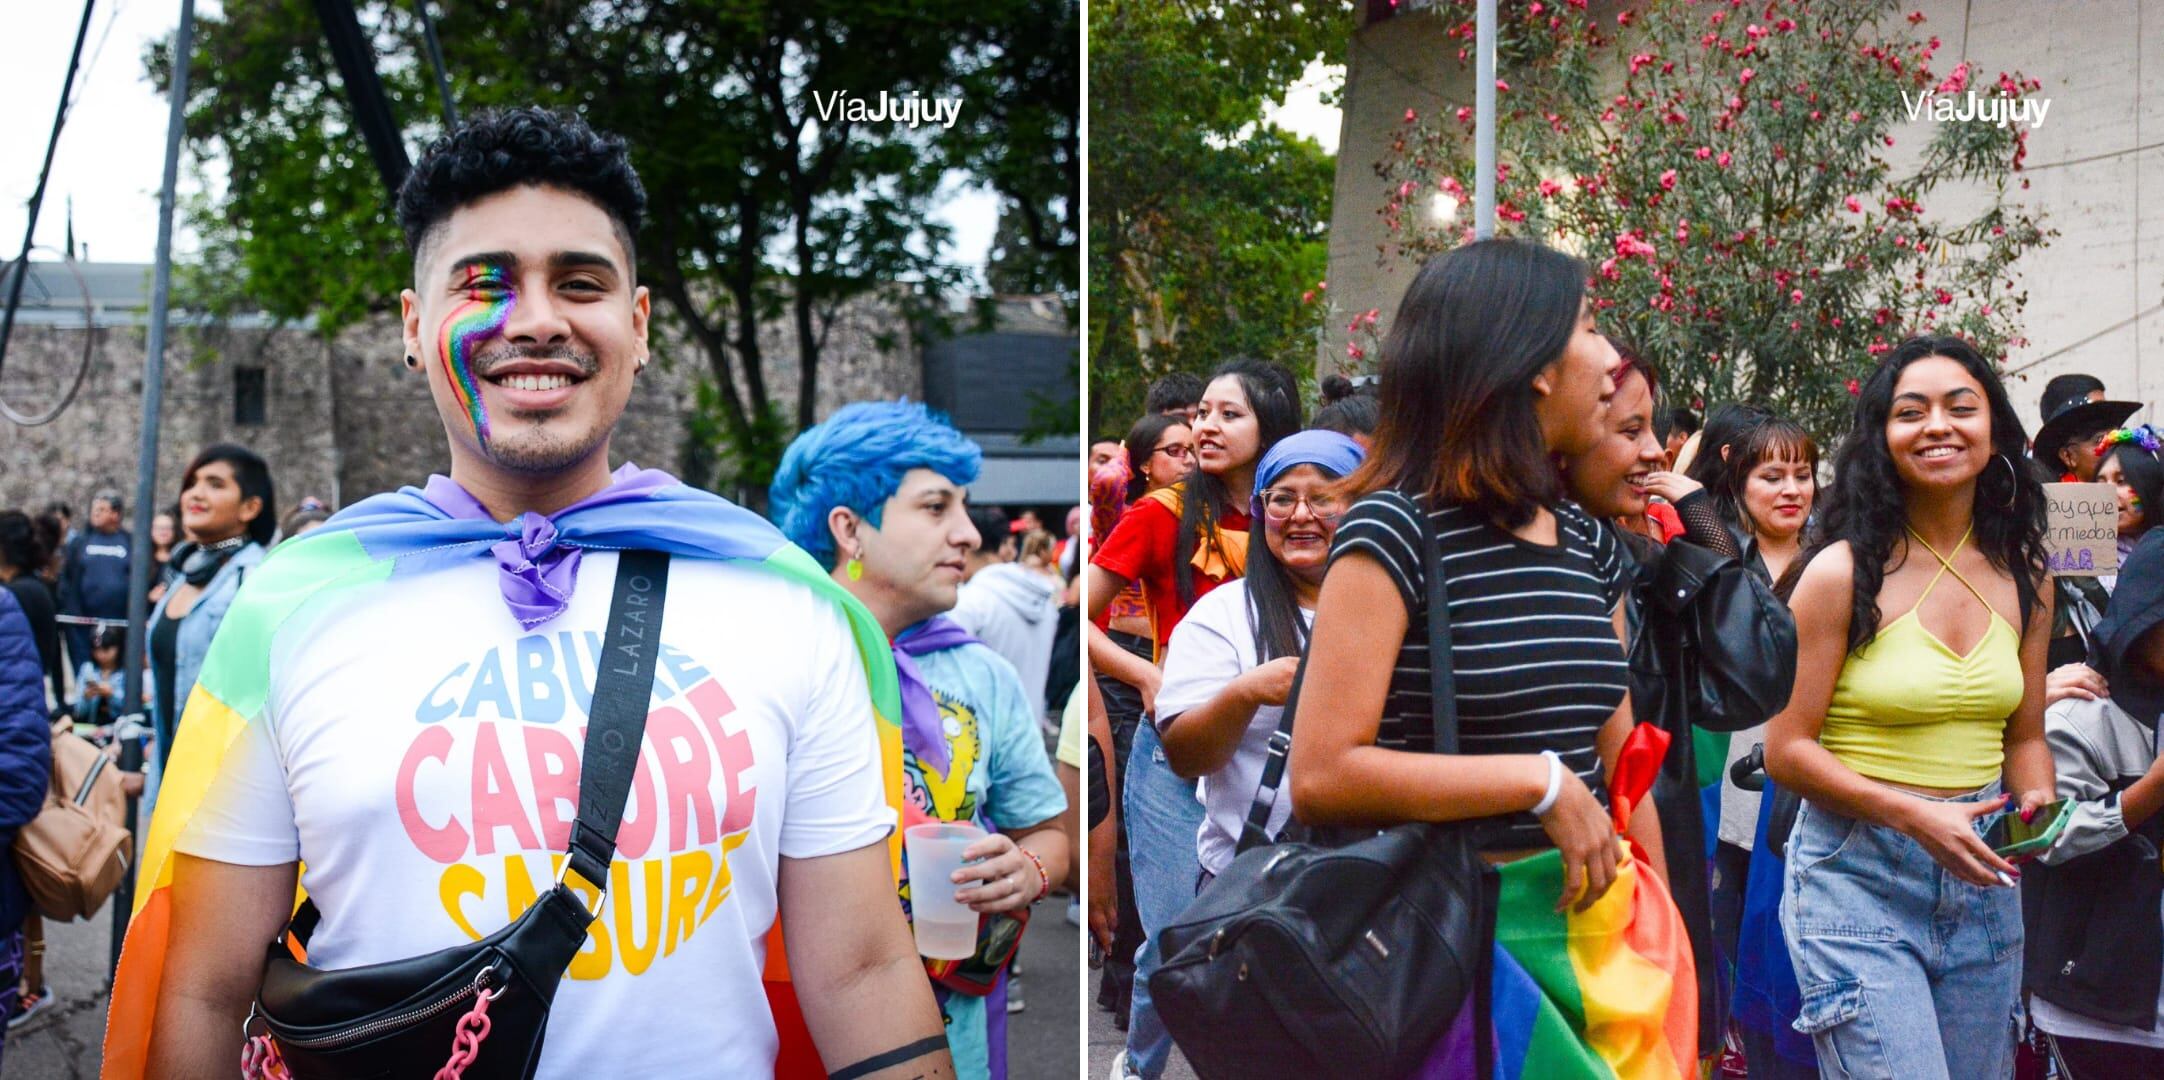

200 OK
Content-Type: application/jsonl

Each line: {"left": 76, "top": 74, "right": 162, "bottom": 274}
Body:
{"left": 242, "top": 550, "right": 671, "bottom": 1080}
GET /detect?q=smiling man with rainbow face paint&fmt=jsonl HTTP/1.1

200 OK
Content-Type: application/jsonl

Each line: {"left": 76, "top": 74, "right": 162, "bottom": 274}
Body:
{"left": 112, "top": 107, "right": 955, "bottom": 1080}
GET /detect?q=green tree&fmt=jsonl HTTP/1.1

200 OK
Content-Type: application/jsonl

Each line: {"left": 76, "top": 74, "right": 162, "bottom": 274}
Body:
{"left": 154, "top": 0, "right": 1075, "bottom": 492}
{"left": 1366, "top": 0, "right": 2050, "bottom": 440}
{"left": 1086, "top": 0, "right": 1352, "bottom": 433}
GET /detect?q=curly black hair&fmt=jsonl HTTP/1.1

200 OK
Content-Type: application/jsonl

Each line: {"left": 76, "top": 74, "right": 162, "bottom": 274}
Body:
{"left": 397, "top": 106, "right": 647, "bottom": 273}
{"left": 1797, "top": 336, "right": 2048, "bottom": 656}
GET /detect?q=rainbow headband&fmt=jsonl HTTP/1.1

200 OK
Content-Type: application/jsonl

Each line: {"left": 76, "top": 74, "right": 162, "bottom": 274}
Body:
{"left": 2094, "top": 425, "right": 2163, "bottom": 458}
{"left": 438, "top": 265, "right": 515, "bottom": 445}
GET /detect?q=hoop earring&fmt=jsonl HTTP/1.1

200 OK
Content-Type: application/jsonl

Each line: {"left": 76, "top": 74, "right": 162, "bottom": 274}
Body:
{"left": 1988, "top": 452, "right": 2018, "bottom": 510}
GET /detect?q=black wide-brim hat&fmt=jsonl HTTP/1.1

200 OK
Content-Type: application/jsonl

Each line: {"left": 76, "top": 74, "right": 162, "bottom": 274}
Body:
{"left": 2032, "top": 397, "right": 2143, "bottom": 469}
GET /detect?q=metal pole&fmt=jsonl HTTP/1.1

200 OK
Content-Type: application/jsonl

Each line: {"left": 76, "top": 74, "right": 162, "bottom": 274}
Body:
{"left": 113, "top": 0, "right": 195, "bottom": 977}
{"left": 0, "top": 0, "right": 97, "bottom": 381}
{"left": 413, "top": 0, "right": 458, "bottom": 129}
{"left": 1474, "top": 0, "right": 1497, "bottom": 240}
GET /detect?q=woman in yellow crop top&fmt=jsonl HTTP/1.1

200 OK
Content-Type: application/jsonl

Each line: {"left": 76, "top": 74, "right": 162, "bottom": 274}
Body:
{"left": 1764, "top": 337, "right": 2055, "bottom": 1080}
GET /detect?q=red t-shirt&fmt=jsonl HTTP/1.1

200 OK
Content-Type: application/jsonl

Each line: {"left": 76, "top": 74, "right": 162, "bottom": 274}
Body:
{"left": 1091, "top": 497, "right": 1251, "bottom": 649}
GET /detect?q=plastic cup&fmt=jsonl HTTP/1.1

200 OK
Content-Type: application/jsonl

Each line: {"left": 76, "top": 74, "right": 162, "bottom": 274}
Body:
{"left": 905, "top": 822, "right": 986, "bottom": 960}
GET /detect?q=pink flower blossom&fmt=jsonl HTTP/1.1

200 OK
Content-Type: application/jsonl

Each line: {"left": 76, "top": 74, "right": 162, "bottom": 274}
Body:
{"left": 1790, "top": 288, "right": 1804, "bottom": 304}
{"left": 1935, "top": 61, "right": 1971, "bottom": 95}
{"left": 1848, "top": 110, "right": 1863, "bottom": 122}
{"left": 1659, "top": 169, "right": 1678, "bottom": 190}
{"left": 1717, "top": 151, "right": 1732, "bottom": 168}
{"left": 1405, "top": 108, "right": 1418, "bottom": 123}
{"left": 1301, "top": 290, "right": 1315, "bottom": 304}
{"left": 1456, "top": 106, "right": 1474, "bottom": 124}
{"left": 1775, "top": 18, "right": 1797, "bottom": 32}
{"left": 1347, "top": 342, "right": 1365, "bottom": 360}
{"left": 1538, "top": 178, "right": 1565, "bottom": 197}
{"left": 1630, "top": 52, "right": 1655, "bottom": 74}
{"left": 1746, "top": 23, "right": 1768, "bottom": 39}
{"left": 1847, "top": 378, "right": 1862, "bottom": 395}
{"left": 1844, "top": 195, "right": 1862, "bottom": 212}
{"left": 1496, "top": 79, "right": 1512, "bottom": 92}
{"left": 1739, "top": 68, "right": 1757, "bottom": 86}
{"left": 1530, "top": 1, "right": 1543, "bottom": 13}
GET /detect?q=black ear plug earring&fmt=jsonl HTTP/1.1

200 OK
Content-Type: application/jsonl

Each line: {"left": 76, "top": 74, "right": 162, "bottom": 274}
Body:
{"left": 405, "top": 355, "right": 420, "bottom": 369}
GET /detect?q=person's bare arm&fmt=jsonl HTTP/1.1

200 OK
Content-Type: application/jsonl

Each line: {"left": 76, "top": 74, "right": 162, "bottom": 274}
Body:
{"left": 147, "top": 855, "right": 297, "bottom": 1080}
{"left": 2002, "top": 580, "right": 2058, "bottom": 820}
{"left": 950, "top": 820, "right": 1069, "bottom": 913}
{"left": 1288, "top": 552, "right": 1617, "bottom": 910}
{"left": 1086, "top": 563, "right": 1160, "bottom": 710}
{"left": 1763, "top": 544, "right": 2016, "bottom": 887}
{"left": 1160, "top": 657, "right": 1297, "bottom": 779}
{"left": 779, "top": 842, "right": 954, "bottom": 1080}
{"left": 1086, "top": 675, "right": 1119, "bottom": 953}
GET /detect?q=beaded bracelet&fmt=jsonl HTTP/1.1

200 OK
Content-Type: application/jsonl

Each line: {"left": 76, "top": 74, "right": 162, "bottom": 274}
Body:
{"left": 1019, "top": 848, "right": 1050, "bottom": 903}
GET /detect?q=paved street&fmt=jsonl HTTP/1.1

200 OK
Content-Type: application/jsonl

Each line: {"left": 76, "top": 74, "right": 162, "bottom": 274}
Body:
{"left": 1087, "top": 966, "right": 1197, "bottom": 1080}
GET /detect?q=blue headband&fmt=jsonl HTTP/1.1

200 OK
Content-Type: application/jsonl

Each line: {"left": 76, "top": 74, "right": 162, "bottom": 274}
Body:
{"left": 1250, "top": 430, "right": 1366, "bottom": 520}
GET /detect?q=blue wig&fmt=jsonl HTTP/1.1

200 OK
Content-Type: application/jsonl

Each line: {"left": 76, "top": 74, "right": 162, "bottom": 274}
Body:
{"left": 769, "top": 400, "right": 984, "bottom": 566}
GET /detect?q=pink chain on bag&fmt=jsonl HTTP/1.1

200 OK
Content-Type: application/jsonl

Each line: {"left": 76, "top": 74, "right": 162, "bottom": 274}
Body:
{"left": 432, "top": 982, "right": 500, "bottom": 1080}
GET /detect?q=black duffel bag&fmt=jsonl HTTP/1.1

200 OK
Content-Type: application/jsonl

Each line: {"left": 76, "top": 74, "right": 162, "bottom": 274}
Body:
{"left": 1149, "top": 504, "right": 1498, "bottom": 1079}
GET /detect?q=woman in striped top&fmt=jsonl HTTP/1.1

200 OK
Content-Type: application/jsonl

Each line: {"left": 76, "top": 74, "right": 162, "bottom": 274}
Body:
{"left": 1288, "top": 237, "right": 1660, "bottom": 909}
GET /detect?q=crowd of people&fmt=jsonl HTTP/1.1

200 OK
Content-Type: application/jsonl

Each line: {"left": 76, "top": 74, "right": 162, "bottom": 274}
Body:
{"left": 0, "top": 106, "right": 1081, "bottom": 1080}
{"left": 1086, "top": 236, "right": 2164, "bottom": 1080}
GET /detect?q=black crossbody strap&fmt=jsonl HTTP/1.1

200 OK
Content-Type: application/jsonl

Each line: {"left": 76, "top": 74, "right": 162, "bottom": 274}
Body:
{"left": 1235, "top": 645, "right": 1306, "bottom": 855}
{"left": 1421, "top": 506, "right": 1459, "bottom": 754}
{"left": 562, "top": 549, "right": 672, "bottom": 894}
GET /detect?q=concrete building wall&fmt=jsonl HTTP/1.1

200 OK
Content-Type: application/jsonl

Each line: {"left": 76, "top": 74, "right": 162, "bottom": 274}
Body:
{"left": 1324, "top": 0, "right": 2164, "bottom": 434}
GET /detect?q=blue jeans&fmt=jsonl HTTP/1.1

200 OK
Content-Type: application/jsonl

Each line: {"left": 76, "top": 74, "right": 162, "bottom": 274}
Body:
{"left": 1123, "top": 720, "right": 1205, "bottom": 1078}
{"left": 1779, "top": 785, "right": 2022, "bottom": 1080}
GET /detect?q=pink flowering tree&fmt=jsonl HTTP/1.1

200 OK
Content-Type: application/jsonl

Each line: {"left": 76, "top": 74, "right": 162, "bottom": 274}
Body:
{"left": 1371, "top": 0, "right": 2051, "bottom": 438}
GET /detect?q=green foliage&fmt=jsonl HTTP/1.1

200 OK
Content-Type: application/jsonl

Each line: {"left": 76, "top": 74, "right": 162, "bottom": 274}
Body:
{"left": 1086, "top": 0, "right": 1352, "bottom": 434}
{"left": 1369, "top": 0, "right": 2051, "bottom": 442}
{"left": 153, "top": 0, "right": 1075, "bottom": 490}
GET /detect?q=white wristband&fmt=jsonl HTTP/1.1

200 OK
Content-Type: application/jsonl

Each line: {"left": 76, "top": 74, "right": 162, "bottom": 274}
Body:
{"left": 1529, "top": 750, "right": 1565, "bottom": 817}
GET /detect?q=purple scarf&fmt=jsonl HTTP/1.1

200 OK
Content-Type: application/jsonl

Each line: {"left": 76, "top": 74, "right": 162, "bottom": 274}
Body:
{"left": 891, "top": 616, "right": 980, "bottom": 774}
{"left": 418, "top": 465, "right": 677, "bottom": 629}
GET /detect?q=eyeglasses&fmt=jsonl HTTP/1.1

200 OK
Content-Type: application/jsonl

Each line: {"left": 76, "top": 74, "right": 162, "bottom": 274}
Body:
{"left": 1259, "top": 489, "right": 1344, "bottom": 522}
{"left": 1151, "top": 444, "right": 1193, "bottom": 461}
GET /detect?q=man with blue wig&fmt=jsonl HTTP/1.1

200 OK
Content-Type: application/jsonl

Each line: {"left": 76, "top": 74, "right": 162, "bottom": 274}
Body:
{"left": 771, "top": 400, "right": 1071, "bottom": 1080}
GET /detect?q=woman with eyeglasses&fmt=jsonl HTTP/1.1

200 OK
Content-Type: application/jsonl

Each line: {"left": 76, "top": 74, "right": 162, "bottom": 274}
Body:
{"left": 1154, "top": 431, "right": 1364, "bottom": 885}
{"left": 1087, "top": 358, "right": 1301, "bottom": 1080}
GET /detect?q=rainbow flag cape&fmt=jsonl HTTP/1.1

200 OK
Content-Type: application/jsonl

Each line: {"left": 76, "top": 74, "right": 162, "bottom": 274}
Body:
{"left": 100, "top": 467, "right": 904, "bottom": 1079}
{"left": 1423, "top": 725, "right": 1698, "bottom": 1080}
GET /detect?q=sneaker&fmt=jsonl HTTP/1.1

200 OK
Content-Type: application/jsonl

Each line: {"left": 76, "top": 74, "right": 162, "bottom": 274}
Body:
{"left": 1006, "top": 975, "right": 1026, "bottom": 1014}
{"left": 8, "top": 984, "right": 54, "bottom": 1030}
{"left": 1109, "top": 1048, "right": 1141, "bottom": 1080}
{"left": 1066, "top": 898, "right": 1081, "bottom": 926}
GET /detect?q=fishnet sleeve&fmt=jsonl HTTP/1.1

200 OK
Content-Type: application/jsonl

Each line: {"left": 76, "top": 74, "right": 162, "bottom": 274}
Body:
{"left": 1671, "top": 489, "right": 1742, "bottom": 560}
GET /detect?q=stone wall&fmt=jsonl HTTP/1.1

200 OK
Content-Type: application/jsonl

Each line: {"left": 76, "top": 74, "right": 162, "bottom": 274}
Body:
{"left": 0, "top": 286, "right": 924, "bottom": 518}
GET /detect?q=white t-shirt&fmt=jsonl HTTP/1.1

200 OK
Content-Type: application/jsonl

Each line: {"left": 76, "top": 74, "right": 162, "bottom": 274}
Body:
{"left": 1154, "top": 581, "right": 1311, "bottom": 877}
{"left": 177, "top": 551, "right": 893, "bottom": 1078}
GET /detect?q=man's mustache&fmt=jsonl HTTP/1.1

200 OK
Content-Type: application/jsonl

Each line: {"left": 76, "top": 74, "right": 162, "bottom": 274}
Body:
{"left": 472, "top": 344, "right": 601, "bottom": 379}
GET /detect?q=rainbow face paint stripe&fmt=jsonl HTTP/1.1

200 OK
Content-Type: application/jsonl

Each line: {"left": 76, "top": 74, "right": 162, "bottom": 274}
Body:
{"left": 438, "top": 264, "right": 516, "bottom": 445}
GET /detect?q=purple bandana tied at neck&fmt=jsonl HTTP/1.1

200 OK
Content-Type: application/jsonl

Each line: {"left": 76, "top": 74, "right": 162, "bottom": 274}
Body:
{"left": 421, "top": 465, "right": 679, "bottom": 629}
{"left": 891, "top": 616, "right": 981, "bottom": 775}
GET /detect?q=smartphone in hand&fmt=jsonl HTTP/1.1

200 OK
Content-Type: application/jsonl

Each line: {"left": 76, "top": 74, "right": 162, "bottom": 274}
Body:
{"left": 1984, "top": 799, "right": 2074, "bottom": 858}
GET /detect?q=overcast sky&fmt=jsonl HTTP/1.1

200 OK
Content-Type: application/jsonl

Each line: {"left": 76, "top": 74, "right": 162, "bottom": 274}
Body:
{"left": 0, "top": 4, "right": 999, "bottom": 276}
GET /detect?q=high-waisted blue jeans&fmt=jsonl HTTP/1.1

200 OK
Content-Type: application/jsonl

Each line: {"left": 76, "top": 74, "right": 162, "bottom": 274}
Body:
{"left": 1779, "top": 784, "right": 2022, "bottom": 1080}
{"left": 1122, "top": 719, "right": 1205, "bottom": 1078}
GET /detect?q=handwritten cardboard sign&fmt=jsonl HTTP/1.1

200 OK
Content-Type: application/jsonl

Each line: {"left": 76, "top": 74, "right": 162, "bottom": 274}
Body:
{"left": 2044, "top": 482, "right": 2118, "bottom": 577}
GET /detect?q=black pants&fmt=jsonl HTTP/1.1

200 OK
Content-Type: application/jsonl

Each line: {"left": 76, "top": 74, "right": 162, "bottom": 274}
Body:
{"left": 1094, "top": 630, "right": 1152, "bottom": 1025}
{"left": 2046, "top": 1031, "right": 2164, "bottom": 1079}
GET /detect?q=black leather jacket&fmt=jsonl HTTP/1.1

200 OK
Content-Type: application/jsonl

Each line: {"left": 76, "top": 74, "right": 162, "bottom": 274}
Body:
{"left": 1619, "top": 530, "right": 1799, "bottom": 1054}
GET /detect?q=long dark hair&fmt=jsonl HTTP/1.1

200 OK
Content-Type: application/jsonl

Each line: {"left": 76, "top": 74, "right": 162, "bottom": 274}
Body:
{"left": 0, "top": 511, "right": 48, "bottom": 576}
{"left": 1342, "top": 238, "right": 1587, "bottom": 528}
{"left": 181, "top": 444, "right": 279, "bottom": 548}
{"left": 1177, "top": 358, "right": 1301, "bottom": 605}
{"left": 1244, "top": 465, "right": 1351, "bottom": 661}
{"left": 1800, "top": 336, "right": 2047, "bottom": 654}
{"left": 2103, "top": 438, "right": 2164, "bottom": 540}
{"left": 1685, "top": 401, "right": 1776, "bottom": 528}
{"left": 1123, "top": 413, "right": 1190, "bottom": 503}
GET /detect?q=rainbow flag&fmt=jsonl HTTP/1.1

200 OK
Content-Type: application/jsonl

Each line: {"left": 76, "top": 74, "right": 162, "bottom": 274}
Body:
{"left": 1422, "top": 725, "right": 1697, "bottom": 1080}
{"left": 100, "top": 467, "right": 904, "bottom": 1079}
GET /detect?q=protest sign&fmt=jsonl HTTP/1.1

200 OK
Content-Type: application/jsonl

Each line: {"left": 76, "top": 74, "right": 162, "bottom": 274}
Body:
{"left": 2044, "top": 482, "right": 2118, "bottom": 577}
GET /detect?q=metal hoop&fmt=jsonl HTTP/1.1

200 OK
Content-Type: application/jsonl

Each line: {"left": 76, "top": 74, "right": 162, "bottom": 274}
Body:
{"left": 0, "top": 247, "right": 97, "bottom": 426}
{"left": 1988, "top": 452, "right": 2018, "bottom": 510}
